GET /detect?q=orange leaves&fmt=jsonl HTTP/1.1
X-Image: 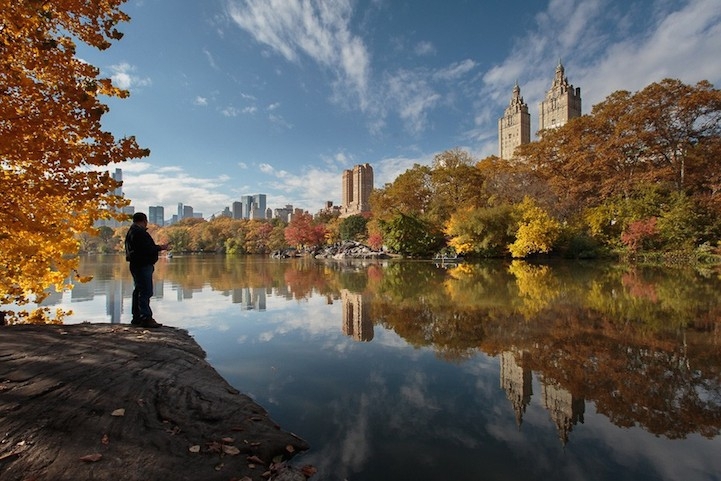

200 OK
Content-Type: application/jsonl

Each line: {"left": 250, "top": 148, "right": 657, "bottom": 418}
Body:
{"left": 1, "top": 0, "right": 148, "bottom": 323}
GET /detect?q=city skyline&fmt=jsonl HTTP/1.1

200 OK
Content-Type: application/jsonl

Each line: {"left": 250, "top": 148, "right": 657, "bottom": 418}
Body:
{"left": 77, "top": 0, "right": 721, "bottom": 216}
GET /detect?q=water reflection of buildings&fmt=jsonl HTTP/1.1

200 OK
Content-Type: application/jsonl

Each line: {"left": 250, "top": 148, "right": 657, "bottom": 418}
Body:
{"left": 500, "top": 350, "right": 584, "bottom": 444}
{"left": 542, "top": 379, "right": 585, "bottom": 445}
{"left": 340, "top": 290, "right": 374, "bottom": 342}
{"left": 42, "top": 276, "right": 137, "bottom": 324}
{"left": 500, "top": 351, "right": 532, "bottom": 426}
{"left": 231, "top": 287, "right": 267, "bottom": 311}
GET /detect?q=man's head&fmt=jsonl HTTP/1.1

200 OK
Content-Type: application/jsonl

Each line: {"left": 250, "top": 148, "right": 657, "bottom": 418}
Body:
{"left": 132, "top": 212, "right": 148, "bottom": 225}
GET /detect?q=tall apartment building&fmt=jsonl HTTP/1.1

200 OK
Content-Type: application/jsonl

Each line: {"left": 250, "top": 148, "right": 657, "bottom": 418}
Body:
{"left": 498, "top": 62, "right": 582, "bottom": 158}
{"left": 341, "top": 163, "right": 373, "bottom": 217}
{"left": 539, "top": 61, "right": 582, "bottom": 133}
{"left": 498, "top": 82, "right": 531, "bottom": 160}
{"left": 148, "top": 206, "right": 164, "bottom": 226}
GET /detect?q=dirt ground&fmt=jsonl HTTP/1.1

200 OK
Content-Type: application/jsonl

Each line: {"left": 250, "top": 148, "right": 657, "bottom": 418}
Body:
{"left": 0, "top": 324, "right": 310, "bottom": 481}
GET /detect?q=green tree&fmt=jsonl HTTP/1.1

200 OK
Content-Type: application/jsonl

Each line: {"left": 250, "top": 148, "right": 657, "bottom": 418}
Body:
{"left": 379, "top": 213, "right": 445, "bottom": 257}
{"left": 656, "top": 192, "right": 701, "bottom": 250}
{"left": 445, "top": 204, "right": 515, "bottom": 257}
{"left": 339, "top": 214, "right": 368, "bottom": 241}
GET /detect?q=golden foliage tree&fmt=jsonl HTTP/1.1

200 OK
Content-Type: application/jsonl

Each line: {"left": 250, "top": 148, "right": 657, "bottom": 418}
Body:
{"left": 1, "top": 0, "right": 149, "bottom": 323}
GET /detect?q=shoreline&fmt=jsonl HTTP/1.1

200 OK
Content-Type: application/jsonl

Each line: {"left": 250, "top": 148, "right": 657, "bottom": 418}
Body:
{"left": 0, "top": 323, "right": 310, "bottom": 481}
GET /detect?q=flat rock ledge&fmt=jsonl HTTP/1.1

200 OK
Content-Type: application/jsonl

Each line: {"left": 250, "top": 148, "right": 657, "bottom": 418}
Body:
{"left": 0, "top": 324, "right": 310, "bottom": 481}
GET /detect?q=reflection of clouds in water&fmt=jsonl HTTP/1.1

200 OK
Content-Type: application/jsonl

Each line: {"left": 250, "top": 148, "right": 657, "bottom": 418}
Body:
{"left": 400, "top": 371, "right": 438, "bottom": 410}
{"left": 303, "top": 361, "right": 493, "bottom": 477}
{"left": 258, "top": 331, "right": 275, "bottom": 342}
{"left": 339, "top": 394, "right": 371, "bottom": 471}
{"left": 576, "top": 412, "right": 721, "bottom": 481}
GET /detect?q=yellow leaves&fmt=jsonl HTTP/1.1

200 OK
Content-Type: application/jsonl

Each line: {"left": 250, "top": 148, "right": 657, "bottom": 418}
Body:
{"left": 508, "top": 197, "right": 561, "bottom": 259}
{"left": 1, "top": 0, "right": 148, "bottom": 323}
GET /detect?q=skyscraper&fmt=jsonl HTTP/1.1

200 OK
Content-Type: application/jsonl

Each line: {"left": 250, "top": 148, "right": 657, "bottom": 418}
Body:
{"left": 239, "top": 194, "right": 267, "bottom": 219}
{"left": 498, "top": 82, "right": 531, "bottom": 160}
{"left": 539, "top": 61, "right": 582, "bottom": 133}
{"left": 148, "top": 206, "right": 164, "bottom": 226}
{"left": 341, "top": 163, "right": 373, "bottom": 217}
{"left": 497, "top": 62, "right": 583, "bottom": 157}
{"left": 232, "top": 201, "right": 243, "bottom": 220}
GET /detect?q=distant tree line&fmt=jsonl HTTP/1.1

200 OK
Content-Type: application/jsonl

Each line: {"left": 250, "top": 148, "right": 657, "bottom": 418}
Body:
{"left": 87, "top": 78, "right": 721, "bottom": 261}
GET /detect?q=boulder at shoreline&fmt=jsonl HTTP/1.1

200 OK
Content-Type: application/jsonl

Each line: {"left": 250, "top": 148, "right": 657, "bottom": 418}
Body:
{"left": 0, "top": 324, "right": 309, "bottom": 481}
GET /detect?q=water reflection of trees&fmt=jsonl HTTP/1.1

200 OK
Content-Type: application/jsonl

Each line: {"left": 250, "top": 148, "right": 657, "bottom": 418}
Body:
{"left": 98, "top": 255, "right": 721, "bottom": 440}
{"left": 369, "top": 260, "right": 721, "bottom": 440}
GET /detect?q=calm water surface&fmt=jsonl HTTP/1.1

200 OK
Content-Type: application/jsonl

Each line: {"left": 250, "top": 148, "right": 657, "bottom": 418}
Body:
{"left": 36, "top": 255, "right": 721, "bottom": 481}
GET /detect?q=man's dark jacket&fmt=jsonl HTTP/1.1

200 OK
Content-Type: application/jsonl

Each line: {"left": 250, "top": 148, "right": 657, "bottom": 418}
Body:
{"left": 125, "top": 223, "right": 161, "bottom": 266}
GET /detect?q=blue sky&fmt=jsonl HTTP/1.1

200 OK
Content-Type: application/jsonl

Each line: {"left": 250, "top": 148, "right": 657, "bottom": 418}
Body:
{"left": 79, "top": 0, "right": 721, "bottom": 218}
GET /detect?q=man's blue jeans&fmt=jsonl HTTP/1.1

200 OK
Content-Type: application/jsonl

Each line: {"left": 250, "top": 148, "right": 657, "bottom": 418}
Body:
{"left": 129, "top": 264, "right": 154, "bottom": 320}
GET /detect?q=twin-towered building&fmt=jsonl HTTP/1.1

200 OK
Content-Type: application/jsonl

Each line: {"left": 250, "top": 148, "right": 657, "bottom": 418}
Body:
{"left": 498, "top": 61, "right": 582, "bottom": 159}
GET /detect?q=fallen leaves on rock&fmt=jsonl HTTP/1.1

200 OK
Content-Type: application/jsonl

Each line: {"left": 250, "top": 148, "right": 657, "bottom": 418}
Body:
{"left": 188, "top": 445, "right": 201, "bottom": 453}
{"left": 222, "top": 445, "right": 240, "bottom": 455}
{"left": 301, "top": 465, "right": 318, "bottom": 477}
{"left": 246, "top": 455, "right": 265, "bottom": 465}
{"left": 206, "top": 441, "right": 223, "bottom": 453}
{"left": 79, "top": 453, "right": 102, "bottom": 463}
{"left": 110, "top": 408, "right": 125, "bottom": 417}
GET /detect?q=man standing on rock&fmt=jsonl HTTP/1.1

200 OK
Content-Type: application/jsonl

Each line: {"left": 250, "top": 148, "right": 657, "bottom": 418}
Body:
{"left": 124, "top": 212, "right": 170, "bottom": 328}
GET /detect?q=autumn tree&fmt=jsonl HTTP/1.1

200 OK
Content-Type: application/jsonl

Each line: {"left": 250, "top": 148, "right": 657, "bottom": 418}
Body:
{"left": 517, "top": 79, "right": 721, "bottom": 219}
{"left": 1, "top": 0, "right": 148, "bottom": 323}
{"left": 369, "top": 164, "right": 433, "bottom": 220}
{"left": 445, "top": 204, "right": 515, "bottom": 257}
{"left": 633, "top": 79, "right": 721, "bottom": 192}
{"left": 475, "top": 155, "right": 549, "bottom": 207}
{"left": 508, "top": 197, "right": 561, "bottom": 258}
{"left": 427, "top": 148, "right": 485, "bottom": 224}
{"left": 285, "top": 212, "right": 326, "bottom": 249}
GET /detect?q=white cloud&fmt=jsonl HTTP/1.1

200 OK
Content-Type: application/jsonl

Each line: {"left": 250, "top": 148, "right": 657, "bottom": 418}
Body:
{"left": 268, "top": 113, "right": 292, "bottom": 129}
{"left": 109, "top": 63, "right": 152, "bottom": 90}
{"left": 259, "top": 163, "right": 275, "bottom": 174}
{"left": 478, "top": 0, "right": 721, "bottom": 144}
{"left": 226, "top": 0, "right": 370, "bottom": 108}
{"left": 414, "top": 41, "right": 436, "bottom": 57}
{"left": 579, "top": 0, "right": 721, "bottom": 107}
{"left": 434, "top": 59, "right": 477, "bottom": 82}
{"left": 120, "top": 161, "right": 233, "bottom": 218}
{"left": 383, "top": 69, "right": 442, "bottom": 135}
{"left": 203, "top": 48, "right": 219, "bottom": 70}
{"left": 194, "top": 96, "right": 208, "bottom": 106}
{"left": 222, "top": 106, "right": 240, "bottom": 117}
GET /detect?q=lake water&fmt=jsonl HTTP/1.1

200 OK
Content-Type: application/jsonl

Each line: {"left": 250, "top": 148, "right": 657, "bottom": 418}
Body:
{"left": 31, "top": 255, "right": 721, "bottom": 481}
